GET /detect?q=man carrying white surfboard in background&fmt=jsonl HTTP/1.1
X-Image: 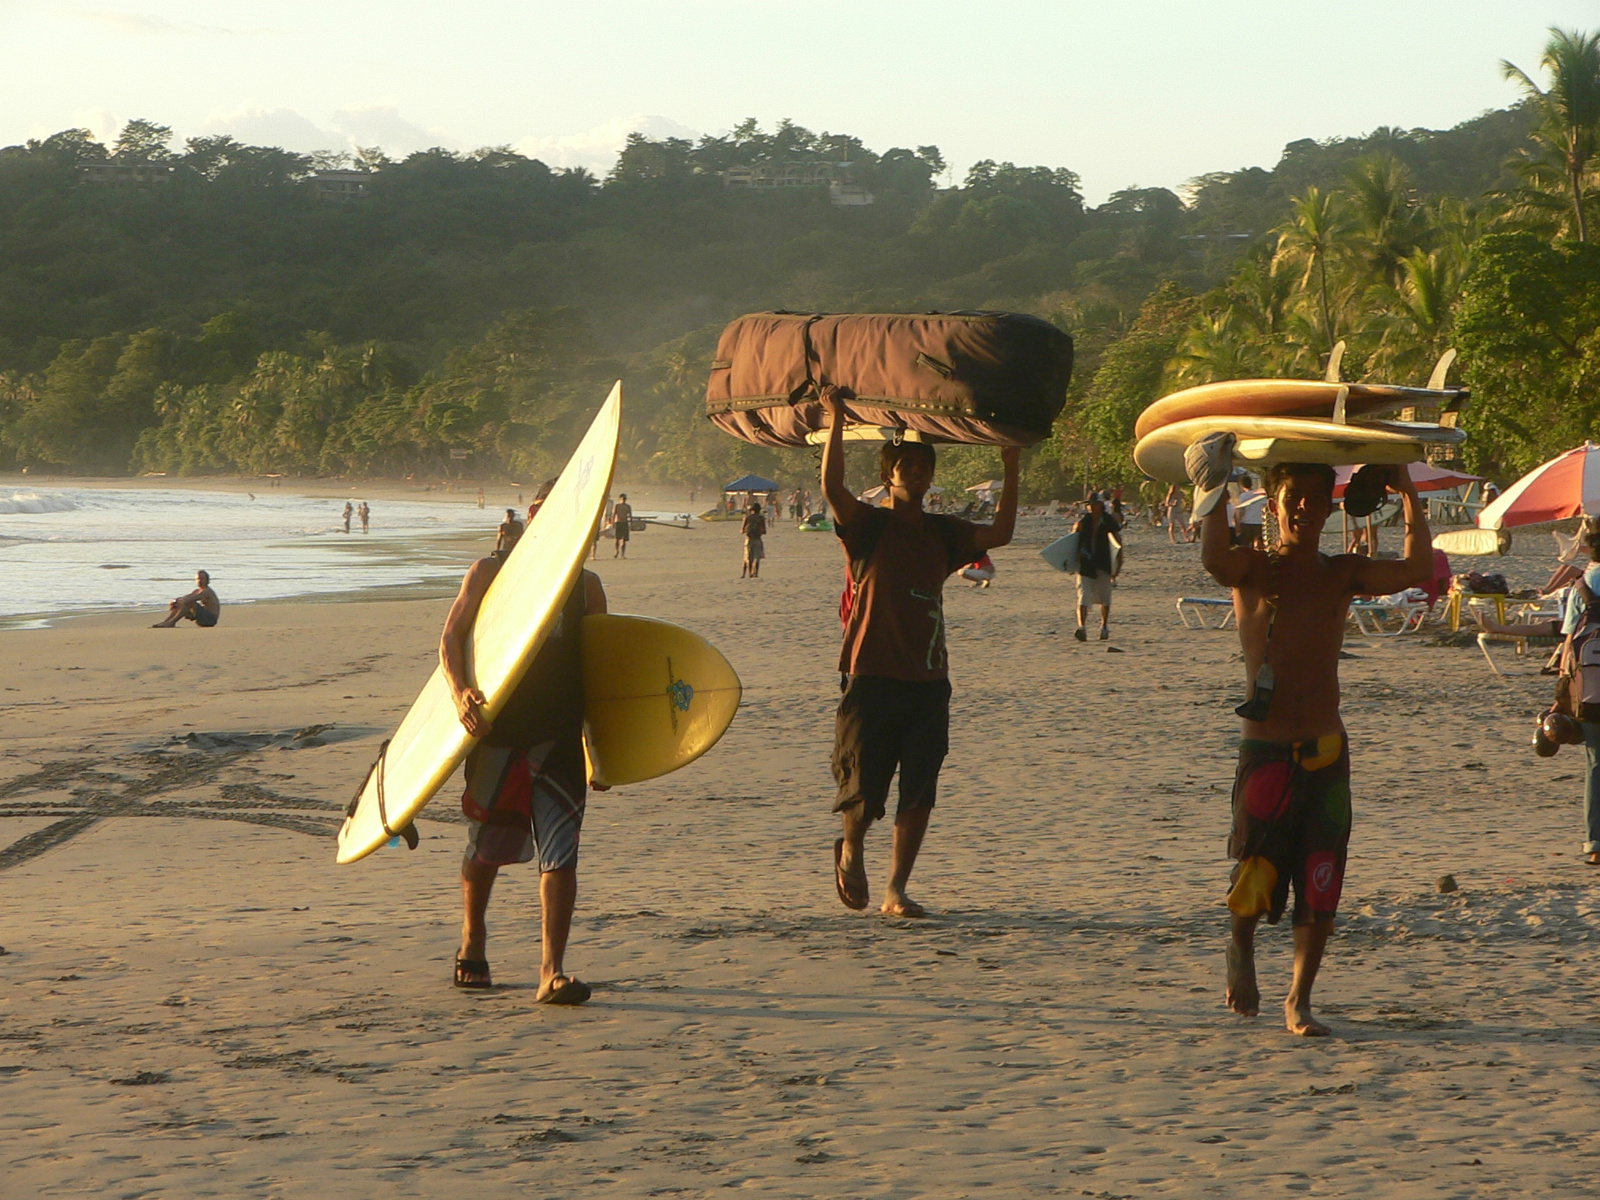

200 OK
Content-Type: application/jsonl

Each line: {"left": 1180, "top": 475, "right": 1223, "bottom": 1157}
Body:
{"left": 820, "top": 384, "right": 1020, "bottom": 918}
{"left": 441, "top": 479, "right": 607, "bottom": 1002}
{"left": 1191, "top": 438, "right": 1432, "bottom": 1036}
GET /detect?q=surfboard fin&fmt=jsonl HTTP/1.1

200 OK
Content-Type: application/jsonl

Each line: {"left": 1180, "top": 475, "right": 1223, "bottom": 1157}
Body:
{"left": 1427, "top": 348, "right": 1457, "bottom": 392}
{"left": 1330, "top": 385, "right": 1350, "bottom": 425}
{"left": 1324, "top": 340, "right": 1346, "bottom": 384}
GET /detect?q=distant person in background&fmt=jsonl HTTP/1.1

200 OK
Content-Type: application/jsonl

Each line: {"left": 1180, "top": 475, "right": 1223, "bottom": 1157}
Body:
{"left": 442, "top": 478, "right": 606, "bottom": 1002}
{"left": 1164, "top": 484, "right": 1185, "bottom": 544}
{"left": 1073, "top": 493, "right": 1122, "bottom": 641}
{"left": 477, "top": 486, "right": 486, "bottom": 509}
{"left": 153, "top": 570, "right": 220, "bottom": 628}
{"left": 959, "top": 553, "right": 996, "bottom": 588}
{"left": 342, "top": 502, "right": 353, "bottom": 533}
{"left": 741, "top": 502, "right": 767, "bottom": 578}
{"left": 358, "top": 501, "right": 370, "bottom": 534}
{"left": 1235, "top": 480, "right": 1267, "bottom": 550}
{"left": 611, "top": 494, "right": 633, "bottom": 558}
{"left": 498, "top": 508, "right": 523, "bottom": 548}
{"left": 1110, "top": 485, "right": 1124, "bottom": 522}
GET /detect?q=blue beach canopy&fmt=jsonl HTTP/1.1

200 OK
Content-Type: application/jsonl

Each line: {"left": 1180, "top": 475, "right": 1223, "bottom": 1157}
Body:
{"left": 723, "top": 474, "right": 779, "bottom": 493}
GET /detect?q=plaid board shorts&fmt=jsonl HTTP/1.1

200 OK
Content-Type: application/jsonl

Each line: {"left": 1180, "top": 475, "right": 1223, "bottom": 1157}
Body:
{"left": 460, "top": 741, "right": 585, "bottom": 872}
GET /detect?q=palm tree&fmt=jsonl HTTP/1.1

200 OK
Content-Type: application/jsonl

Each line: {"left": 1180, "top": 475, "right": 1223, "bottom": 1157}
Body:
{"left": 1345, "top": 154, "right": 1426, "bottom": 288}
{"left": 1367, "top": 248, "right": 1464, "bottom": 381}
{"left": 1272, "top": 187, "right": 1350, "bottom": 355}
{"left": 1502, "top": 27, "right": 1600, "bottom": 242}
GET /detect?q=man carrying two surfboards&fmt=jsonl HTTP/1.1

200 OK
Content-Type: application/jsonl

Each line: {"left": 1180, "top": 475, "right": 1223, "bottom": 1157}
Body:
{"left": 441, "top": 482, "right": 607, "bottom": 1003}
{"left": 1191, "top": 438, "right": 1433, "bottom": 1036}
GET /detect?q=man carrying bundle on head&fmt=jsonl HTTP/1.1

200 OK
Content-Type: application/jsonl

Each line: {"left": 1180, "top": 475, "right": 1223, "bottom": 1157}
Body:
{"left": 820, "top": 385, "right": 1019, "bottom": 918}
{"left": 1191, "top": 440, "right": 1432, "bottom": 1036}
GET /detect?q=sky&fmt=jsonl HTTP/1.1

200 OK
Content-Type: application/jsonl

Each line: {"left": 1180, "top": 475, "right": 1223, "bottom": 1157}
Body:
{"left": 1, "top": 2, "right": 1594, "bottom": 203}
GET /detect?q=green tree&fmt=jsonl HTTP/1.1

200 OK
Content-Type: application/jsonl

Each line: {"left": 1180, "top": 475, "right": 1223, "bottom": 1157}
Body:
{"left": 1501, "top": 28, "right": 1600, "bottom": 242}
{"left": 1076, "top": 283, "right": 1199, "bottom": 477}
{"left": 113, "top": 118, "right": 174, "bottom": 162}
{"left": 1454, "top": 231, "right": 1600, "bottom": 475}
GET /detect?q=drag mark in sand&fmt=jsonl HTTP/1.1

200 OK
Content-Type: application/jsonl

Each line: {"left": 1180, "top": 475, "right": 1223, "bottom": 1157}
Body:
{"left": 0, "top": 725, "right": 389, "bottom": 870}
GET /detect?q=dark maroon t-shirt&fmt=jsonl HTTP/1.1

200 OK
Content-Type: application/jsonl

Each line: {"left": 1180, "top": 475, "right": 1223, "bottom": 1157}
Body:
{"left": 837, "top": 507, "right": 981, "bottom": 682}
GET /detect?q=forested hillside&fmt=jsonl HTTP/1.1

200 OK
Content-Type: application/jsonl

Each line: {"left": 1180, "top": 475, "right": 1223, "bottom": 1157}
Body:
{"left": 3, "top": 30, "right": 1596, "bottom": 494}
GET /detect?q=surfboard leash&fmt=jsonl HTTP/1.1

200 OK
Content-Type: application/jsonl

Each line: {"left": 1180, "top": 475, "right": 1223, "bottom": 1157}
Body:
{"left": 345, "top": 739, "right": 418, "bottom": 850}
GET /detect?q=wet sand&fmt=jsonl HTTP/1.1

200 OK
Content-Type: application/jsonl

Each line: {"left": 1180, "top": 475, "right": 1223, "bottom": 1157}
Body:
{"left": 2, "top": 510, "right": 1597, "bottom": 1198}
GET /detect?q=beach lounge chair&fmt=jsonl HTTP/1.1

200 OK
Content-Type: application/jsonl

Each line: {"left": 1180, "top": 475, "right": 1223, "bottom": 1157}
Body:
{"left": 1176, "top": 597, "right": 1235, "bottom": 629}
{"left": 1473, "top": 591, "right": 1568, "bottom": 674}
{"left": 1349, "top": 591, "right": 1429, "bottom": 637}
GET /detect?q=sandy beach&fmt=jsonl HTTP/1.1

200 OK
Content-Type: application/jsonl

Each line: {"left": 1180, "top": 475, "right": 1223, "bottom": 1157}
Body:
{"left": 3, "top": 505, "right": 1598, "bottom": 1198}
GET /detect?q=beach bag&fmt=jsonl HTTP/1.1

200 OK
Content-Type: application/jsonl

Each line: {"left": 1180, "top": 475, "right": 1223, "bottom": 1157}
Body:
{"left": 1557, "top": 582, "right": 1600, "bottom": 718}
{"left": 706, "top": 311, "right": 1073, "bottom": 448}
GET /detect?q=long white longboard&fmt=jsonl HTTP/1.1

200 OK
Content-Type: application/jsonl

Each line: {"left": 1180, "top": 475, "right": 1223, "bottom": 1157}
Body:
{"left": 336, "top": 383, "right": 621, "bottom": 864}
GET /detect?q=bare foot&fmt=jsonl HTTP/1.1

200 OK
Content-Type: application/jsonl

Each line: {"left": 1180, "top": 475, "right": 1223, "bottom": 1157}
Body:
{"left": 880, "top": 890, "right": 925, "bottom": 918}
{"left": 1285, "top": 998, "right": 1330, "bottom": 1037}
{"left": 1225, "top": 941, "right": 1259, "bottom": 1016}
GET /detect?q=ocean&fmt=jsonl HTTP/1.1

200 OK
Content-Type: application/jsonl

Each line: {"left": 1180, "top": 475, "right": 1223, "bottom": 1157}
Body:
{"left": 0, "top": 485, "right": 504, "bottom": 625}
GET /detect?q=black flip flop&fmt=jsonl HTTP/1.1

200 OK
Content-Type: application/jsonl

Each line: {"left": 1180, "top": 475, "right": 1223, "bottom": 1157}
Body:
{"left": 834, "top": 838, "right": 868, "bottom": 910}
{"left": 538, "top": 976, "right": 592, "bottom": 1005}
{"left": 454, "top": 956, "right": 492, "bottom": 989}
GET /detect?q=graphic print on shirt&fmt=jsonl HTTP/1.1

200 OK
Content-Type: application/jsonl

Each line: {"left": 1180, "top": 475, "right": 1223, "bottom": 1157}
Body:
{"left": 910, "top": 588, "right": 944, "bottom": 671}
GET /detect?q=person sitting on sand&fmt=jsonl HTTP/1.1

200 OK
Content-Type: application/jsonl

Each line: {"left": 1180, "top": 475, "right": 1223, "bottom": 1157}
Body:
{"left": 1193, "top": 445, "right": 1432, "bottom": 1036}
{"left": 153, "top": 571, "right": 220, "bottom": 628}
{"left": 441, "top": 480, "right": 607, "bottom": 1003}
{"left": 959, "top": 553, "right": 996, "bottom": 588}
{"left": 821, "top": 384, "right": 1019, "bottom": 918}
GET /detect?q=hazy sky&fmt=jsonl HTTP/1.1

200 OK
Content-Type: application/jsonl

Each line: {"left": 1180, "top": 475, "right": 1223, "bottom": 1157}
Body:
{"left": 2, "top": 2, "right": 1594, "bottom": 202}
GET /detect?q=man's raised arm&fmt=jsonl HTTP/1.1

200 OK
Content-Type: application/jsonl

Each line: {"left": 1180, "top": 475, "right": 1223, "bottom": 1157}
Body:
{"left": 973, "top": 446, "right": 1021, "bottom": 552}
{"left": 820, "top": 385, "right": 865, "bottom": 527}
{"left": 1351, "top": 468, "right": 1434, "bottom": 595}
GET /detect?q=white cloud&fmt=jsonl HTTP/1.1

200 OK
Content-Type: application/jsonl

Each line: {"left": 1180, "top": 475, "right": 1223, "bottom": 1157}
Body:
{"left": 513, "top": 114, "right": 700, "bottom": 174}
{"left": 196, "top": 106, "right": 342, "bottom": 154}
{"left": 330, "top": 104, "right": 457, "bottom": 156}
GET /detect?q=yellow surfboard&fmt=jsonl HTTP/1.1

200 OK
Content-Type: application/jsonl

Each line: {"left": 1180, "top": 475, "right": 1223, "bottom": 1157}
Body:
{"left": 336, "top": 383, "right": 621, "bottom": 864}
{"left": 1133, "top": 414, "right": 1465, "bottom": 486}
{"left": 582, "top": 615, "right": 742, "bottom": 787}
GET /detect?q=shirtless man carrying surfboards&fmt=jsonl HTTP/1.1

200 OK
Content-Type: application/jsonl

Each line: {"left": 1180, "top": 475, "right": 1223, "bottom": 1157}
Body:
{"left": 1193, "top": 441, "right": 1432, "bottom": 1036}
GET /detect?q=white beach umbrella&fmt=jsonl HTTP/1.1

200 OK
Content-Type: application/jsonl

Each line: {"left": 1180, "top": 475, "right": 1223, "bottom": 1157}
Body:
{"left": 1478, "top": 442, "right": 1600, "bottom": 530}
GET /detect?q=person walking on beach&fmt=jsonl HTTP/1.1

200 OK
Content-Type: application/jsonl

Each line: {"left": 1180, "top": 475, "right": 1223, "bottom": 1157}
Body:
{"left": 441, "top": 481, "right": 606, "bottom": 1003}
{"left": 1192, "top": 444, "right": 1432, "bottom": 1036}
{"left": 342, "top": 502, "right": 353, "bottom": 533}
{"left": 610, "top": 494, "right": 632, "bottom": 559}
{"left": 821, "top": 384, "right": 1019, "bottom": 918}
{"left": 358, "top": 502, "right": 370, "bottom": 533}
{"left": 153, "top": 570, "right": 221, "bottom": 628}
{"left": 1072, "top": 493, "right": 1121, "bottom": 641}
{"left": 741, "top": 502, "right": 767, "bottom": 578}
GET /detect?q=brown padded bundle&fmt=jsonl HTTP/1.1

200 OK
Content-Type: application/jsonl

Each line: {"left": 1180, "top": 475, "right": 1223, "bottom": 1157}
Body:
{"left": 705, "top": 311, "right": 1073, "bottom": 448}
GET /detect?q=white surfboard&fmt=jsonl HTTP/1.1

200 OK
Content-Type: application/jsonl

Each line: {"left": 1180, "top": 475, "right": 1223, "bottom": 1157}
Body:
{"left": 1040, "top": 531, "right": 1078, "bottom": 572}
{"left": 1134, "top": 414, "right": 1465, "bottom": 486}
{"left": 336, "top": 383, "right": 621, "bottom": 864}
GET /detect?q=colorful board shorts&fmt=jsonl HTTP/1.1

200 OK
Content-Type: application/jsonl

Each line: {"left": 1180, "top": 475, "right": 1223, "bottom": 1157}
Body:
{"left": 1227, "top": 733, "right": 1352, "bottom": 926}
{"left": 460, "top": 740, "right": 585, "bottom": 872}
{"left": 832, "top": 675, "right": 951, "bottom": 822}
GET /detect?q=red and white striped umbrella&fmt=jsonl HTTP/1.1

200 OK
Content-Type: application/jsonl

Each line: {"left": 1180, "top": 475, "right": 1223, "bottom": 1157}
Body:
{"left": 1478, "top": 442, "right": 1600, "bottom": 530}
{"left": 1331, "top": 462, "right": 1483, "bottom": 500}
